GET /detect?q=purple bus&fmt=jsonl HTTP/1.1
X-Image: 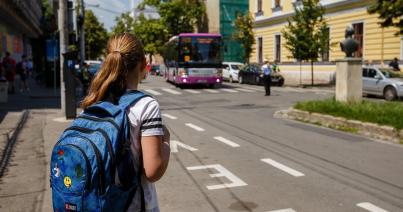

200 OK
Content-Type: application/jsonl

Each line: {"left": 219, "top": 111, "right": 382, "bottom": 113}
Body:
{"left": 163, "top": 33, "right": 223, "bottom": 88}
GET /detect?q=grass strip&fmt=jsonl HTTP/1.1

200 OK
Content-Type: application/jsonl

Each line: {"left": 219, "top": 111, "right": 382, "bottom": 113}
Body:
{"left": 294, "top": 98, "right": 403, "bottom": 130}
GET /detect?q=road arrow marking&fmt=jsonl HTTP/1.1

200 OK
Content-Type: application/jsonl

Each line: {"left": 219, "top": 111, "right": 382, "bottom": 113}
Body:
{"left": 357, "top": 202, "right": 388, "bottom": 212}
{"left": 261, "top": 158, "right": 305, "bottom": 177}
{"left": 170, "top": 140, "right": 198, "bottom": 153}
{"left": 213, "top": 136, "right": 240, "bottom": 147}
{"left": 185, "top": 123, "right": 205, "bottom": 132}
{"left": 187, "top": 164, "right": 247, "bottom": 190}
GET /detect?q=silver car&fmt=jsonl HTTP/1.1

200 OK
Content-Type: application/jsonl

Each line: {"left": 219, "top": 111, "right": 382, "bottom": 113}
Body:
{"left": 362, "top": 66, "right": 403, "bottom": 101}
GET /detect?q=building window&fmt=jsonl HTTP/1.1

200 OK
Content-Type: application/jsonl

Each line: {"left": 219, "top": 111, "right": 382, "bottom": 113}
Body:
{"left": 275, "top": 34, "right": 281, "bottom": 62}
{"left": 256, "top": 0, "right": 263, "bottom": 16}
{"left": 321, "top": 27, "right": 330, "bottom": 62}
{"left": 274, "top": 0, "right": 281, "bottom": 8}
{"left": 258, "top": 37, "right": 263, "bottom": 64}
{"left": 353, "top": 22, "right": 364, "bottom": 58}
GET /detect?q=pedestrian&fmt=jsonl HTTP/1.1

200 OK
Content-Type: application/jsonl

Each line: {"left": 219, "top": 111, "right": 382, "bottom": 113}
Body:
{"left": 261, "top": 60, "right": 272, "bottom": 96}
{"left": 27, "top": 57, "right": 33, "bottom": 78}
{"left": 389, "top": 57, "right": 400, "bottom": 72}
{"left": 80, "top": 33, "right": 170, "bottom": 211}
{"left": 17, "top": 54, "right": 29, "bottom": 92}
{"left": 2, "top": 52, "right": 16, "bottom": 94}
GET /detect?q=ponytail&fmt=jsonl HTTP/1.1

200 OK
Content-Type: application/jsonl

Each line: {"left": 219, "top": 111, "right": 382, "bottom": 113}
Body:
{"left": 81, "top": 33, "right": 145, "bottom": 109}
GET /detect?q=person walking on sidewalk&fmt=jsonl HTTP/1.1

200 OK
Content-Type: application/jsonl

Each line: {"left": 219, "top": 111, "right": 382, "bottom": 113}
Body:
{"left": 81, "top": 33, "right": 170, "bottom": 212}
{"left": 261, "top": 60, "right": 272, "bottom": 96}
{"left": 2, "top": 52, "right": 16, "bottom": 94}
{"left": 16, "top": 55, "right": 29, "bottom": 92}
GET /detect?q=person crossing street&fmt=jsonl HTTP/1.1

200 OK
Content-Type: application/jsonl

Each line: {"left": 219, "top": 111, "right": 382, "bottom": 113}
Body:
{"left": 261, "top": 60, "right": 272, "bottom": 96}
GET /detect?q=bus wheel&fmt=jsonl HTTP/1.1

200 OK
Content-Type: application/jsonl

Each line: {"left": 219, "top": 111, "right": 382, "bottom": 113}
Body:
{"left": 208, "top": 84, "right": 215, "bottom": 89}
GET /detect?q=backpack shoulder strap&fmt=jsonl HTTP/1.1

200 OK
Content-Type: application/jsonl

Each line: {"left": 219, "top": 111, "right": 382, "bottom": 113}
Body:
{"left": 118, "top": 90, "right": 150, "bottom": 110}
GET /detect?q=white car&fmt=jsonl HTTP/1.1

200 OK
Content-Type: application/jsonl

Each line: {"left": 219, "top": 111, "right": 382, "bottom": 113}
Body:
{"left": 222, "top": 62, "right": 244, "bottom": 83}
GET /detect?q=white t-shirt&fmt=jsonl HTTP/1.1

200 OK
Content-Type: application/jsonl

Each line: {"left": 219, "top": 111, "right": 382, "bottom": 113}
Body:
{"left": 126, "top": 96, "right": 164, "bottom": 212}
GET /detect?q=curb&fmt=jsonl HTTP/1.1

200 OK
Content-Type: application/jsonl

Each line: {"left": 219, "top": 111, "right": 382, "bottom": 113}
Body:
{"left": 0, "top": 110, "right": 29, "bottom": 178}
{"left": 274, "top": 108, "right": 402, "bottom": 143}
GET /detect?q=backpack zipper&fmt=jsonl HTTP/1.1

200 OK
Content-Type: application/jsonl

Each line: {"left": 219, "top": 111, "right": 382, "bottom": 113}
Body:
{"left": 63, "top": 144, "right": 91, "bottom": 190}
{"left": 77, "top": 115, "right": 120, "bottom": 132}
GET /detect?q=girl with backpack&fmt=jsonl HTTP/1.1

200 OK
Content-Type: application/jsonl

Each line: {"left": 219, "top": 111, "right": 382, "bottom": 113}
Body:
{"left": 76, "top": 33, "right": 170, "bottom": 211}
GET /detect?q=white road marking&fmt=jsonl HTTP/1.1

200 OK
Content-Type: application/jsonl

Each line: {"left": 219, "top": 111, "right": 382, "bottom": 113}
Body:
{"left": 203, "top": 89, "right": 219, "bottom": 93}
{"left": 242, "top": 86, "right": 263, "bottom": 92}
{"left": 220, "top": 88, "right": 238, "bottom": 93}
{"left": 184, "top": 89, "right": 201, "bottom": 94}
{"left": 213, "top": 136, "right": 240, "bottom": 147}
{"left": 357, "top": 202, "right": 389, "bottom": 212}
{"left": 261, "top": 158, "right": 305, "bottom": 177}
{"left": 52, "top": 117, "right": 72, "bottom": 123}
{"left": 170, "top": 140, "right": 198, "bottom": 153}
{"left": 267, "top": 209, "right": 297, "bottom": 212}
{"left": 162, "top": 88, "right": 181, "bottom": 95}
{"left": 185, "top": 123, "right": 205, "bottom": 132}
{"left": 187, "top": 164, "right": 248, "bottom": 190}
{"left": 235, "top": 88, "right": 255, "bottom": 93}
{"left": 144, "top": 89, "right": 162, "bottom": 96}
{"left": 162, "top": 113, "right": 177, "bottom": 120}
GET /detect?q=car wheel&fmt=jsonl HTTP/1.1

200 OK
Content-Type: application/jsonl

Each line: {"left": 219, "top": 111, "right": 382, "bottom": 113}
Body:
{"left": 384, "top": 86, "right": 397, "bottom": 101}
{"left": 278, "top": 79, "right": 284, "bottom": 87}
{"left": 229, "top": 76, "right": 233, "bottom": 83}
{"left": 239, "top": 76, "right": 243, "bottom": 84}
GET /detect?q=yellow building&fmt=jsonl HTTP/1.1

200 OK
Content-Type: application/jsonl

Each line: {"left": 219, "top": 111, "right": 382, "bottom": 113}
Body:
{"left": 250, "top": 0, "right": 403, "bottom": 85}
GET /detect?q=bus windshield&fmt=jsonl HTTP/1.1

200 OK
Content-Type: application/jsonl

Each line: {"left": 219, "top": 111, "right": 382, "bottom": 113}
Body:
{"left": 179, "top": 36, "right": 222, "bottom": 67}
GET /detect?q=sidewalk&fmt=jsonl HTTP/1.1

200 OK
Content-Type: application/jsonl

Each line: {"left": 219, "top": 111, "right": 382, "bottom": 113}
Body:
{"left": 0, "top": 78, "right": 72, "bottom": 211}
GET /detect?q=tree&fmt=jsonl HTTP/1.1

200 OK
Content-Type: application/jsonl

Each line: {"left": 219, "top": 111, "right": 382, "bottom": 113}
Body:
{"left": 282, "top": 0, "right": 328, "bottom": 86}
{"left": 111, "top": 12, "right": 135, "bottom": 35}
{"left": 142, "top": 0, "right": 206, "bottom": 37}
{"left": 133, "top": 14, "right": 169, "bottom": 63}
{"left": 232, "top": 13, "right": 255, "bottom": 64}
{"left": 368, "top": 0, "right": 403, "bottom": 36}
{"left": 84, "top": 10, "right": 108, "bottom": 59}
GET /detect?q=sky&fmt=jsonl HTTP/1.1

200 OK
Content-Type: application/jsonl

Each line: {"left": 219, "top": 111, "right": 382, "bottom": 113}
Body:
{"left": 84, "top": 0, "right": 142, "bottom": 31}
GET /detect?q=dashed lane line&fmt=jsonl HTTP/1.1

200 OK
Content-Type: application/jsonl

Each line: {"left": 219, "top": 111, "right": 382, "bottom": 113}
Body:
{"left": 203, "top": 89, "right": 220, "bottom": 93}
{"left": 185, "top": 123, "right": 205, "bottom": 132}
{"left": 162, "top": 113, "right": 177, "bottom": 120}
{"left": 162, "top": 88, "right": 181, "bottom": 95}
{"left": 357, "top": 202, "right": 389, "bottom": 212}
{"left": 184, "top": 89, "right": 201, "bottom": 94}
{"left": 266, "top": 209, "right": 297, "bottom": 212}
{"left": 213, "top": 136, "right": 240, "bottom": 147}
{"left": 261, "top": 158, "right": 305, "bottom": 177}
{"left": 220, "top": 88, "right": 239, "bottom": 93}
{"left": 235, "top": 88, "right": 255, "bottom": 93}
{"left": 144, "top": 89, "right": 162, "bottom": 96}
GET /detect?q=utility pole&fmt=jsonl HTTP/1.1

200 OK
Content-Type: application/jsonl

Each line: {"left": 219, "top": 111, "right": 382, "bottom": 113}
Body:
{"left": 79, "top": 0, "right": 85, "bottom": 70}
{"left": 59, "top": 0, "right": 68, "bottom": 115}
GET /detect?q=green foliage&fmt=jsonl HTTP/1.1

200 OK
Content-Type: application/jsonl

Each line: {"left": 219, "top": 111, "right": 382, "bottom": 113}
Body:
{"left": 84, "top": 10, "right": 108, "bottom": 59}
{"left": 142, "top": 0, "right": 206, "bottom": 37}
{"left": 111, "top": 13, "right": 135, "bottom": 35}
{"left": 282, "top": 0, "right": 329, "bottom": 85}
{"left": 295, "top": 99, "right": 403, "bottom": 130}
{"left": 133, "top": 14, "right": 169, "bottom": 60}
{"left": 233, "top": 13, "right": 255, "bottom": 64}
{"left": 368, "top": 0, "right": 403, "bottom": 36}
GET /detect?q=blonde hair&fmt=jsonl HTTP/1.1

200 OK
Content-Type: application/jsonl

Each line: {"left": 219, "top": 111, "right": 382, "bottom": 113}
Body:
{"left": 81, "top": 33, "right": 145, "bottom": 108}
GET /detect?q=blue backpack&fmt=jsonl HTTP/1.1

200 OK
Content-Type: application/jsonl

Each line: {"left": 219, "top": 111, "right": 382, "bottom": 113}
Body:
{"left": 50, "top": 91, "right": 148, "bottom": 212}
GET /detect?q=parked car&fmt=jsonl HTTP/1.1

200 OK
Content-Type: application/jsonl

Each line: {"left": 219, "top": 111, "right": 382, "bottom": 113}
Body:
{"left": 222, "top": 62, "right": 244, "bottom": 83}
{"left": 150, "top": 65, "right": 161, "bottom": 76}
{"left": 238, "top": 63, "right": 284, "bottom": 86}
{"left": 362, "top": 66, "right": 403, "bottom": 101}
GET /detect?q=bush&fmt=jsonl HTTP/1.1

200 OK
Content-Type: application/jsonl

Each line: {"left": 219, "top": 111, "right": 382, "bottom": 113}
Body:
{"left": 294, "top": 99, "right": 403, "bottom": 130}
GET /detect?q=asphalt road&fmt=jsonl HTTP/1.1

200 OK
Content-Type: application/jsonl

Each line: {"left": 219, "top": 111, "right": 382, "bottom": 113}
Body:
{"left": 142, "top": 76, "right": 403, "bottom": 212}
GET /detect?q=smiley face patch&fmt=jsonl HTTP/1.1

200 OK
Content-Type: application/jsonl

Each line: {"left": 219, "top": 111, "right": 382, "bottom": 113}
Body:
{"left": 64, "top": 176, "right": 72, "bottom": 188}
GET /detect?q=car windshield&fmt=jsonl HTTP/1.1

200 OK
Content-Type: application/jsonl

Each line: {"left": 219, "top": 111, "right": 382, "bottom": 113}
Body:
{"left": 179, "top": 36, "right": 223, "bottom": 67}
{"left": 231, "top": 65, "right": 240, "bottom": 70}
{"left": 379, "top": 68, "right": 403, "bottom": 78}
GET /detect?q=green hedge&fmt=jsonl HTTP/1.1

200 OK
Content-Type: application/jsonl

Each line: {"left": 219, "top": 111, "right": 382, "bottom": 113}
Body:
{"left": 294, "top": 99, "right": 403, "bottom": 130}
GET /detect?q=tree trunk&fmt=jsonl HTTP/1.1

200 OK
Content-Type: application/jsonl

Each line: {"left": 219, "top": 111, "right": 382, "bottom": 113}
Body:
{"left": 311, "top": 60, "right": 314, "bottom": 86}
{"left": 299, "top": 61, "right": 302, "bottom": 87}
{"left": 149, "top": 54, "right": 153, "bottom": 65}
